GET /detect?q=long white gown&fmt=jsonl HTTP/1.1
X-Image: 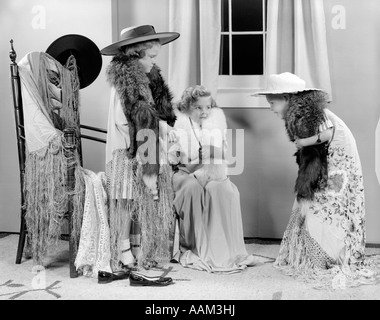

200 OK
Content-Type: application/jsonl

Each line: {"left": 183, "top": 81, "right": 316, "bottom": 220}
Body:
{"left": 172, "top": 108, "right": 257, "bottom": 273}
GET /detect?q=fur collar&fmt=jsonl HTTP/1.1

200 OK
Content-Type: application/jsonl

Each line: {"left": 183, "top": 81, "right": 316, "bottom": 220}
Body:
{"left": 284, "top": 90, "right": 329, "bottom": 141}
{"left": 106, "top": 54, "right": 176, "bottom": 166}
{"left": 106, "top": 54, "right": 153, "bottom": 107}
{"left": 106, "top": 54, "right": 176, "bottom": 126}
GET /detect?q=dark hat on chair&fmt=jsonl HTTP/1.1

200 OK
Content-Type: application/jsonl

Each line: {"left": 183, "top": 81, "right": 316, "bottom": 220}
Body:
{"left": 46, "top": 34, "right": 102, "bottom": 89}
{"left": 101, "top": 25, "right": 180, "bottom": 56}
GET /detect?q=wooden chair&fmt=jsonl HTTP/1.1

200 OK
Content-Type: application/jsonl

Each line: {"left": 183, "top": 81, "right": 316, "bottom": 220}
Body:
{"left": 9, "top": 40, "right": 107, "bottom": 278}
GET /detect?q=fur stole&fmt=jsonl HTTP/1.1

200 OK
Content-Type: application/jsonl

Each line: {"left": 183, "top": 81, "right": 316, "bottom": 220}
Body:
{"left": 106, "top": 54, "right": 176, "bottom": 177}
{"left": 147, "top": 65, "right": 176, "bottom": 127}
{"left": 284, "top": 90, "right": 330, "bottom": 200}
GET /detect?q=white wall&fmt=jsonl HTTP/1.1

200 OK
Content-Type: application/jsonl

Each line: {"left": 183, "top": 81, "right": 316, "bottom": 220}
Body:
{"left": 113, "top": 0, "right": 170, "bottom": 78}
{"left": 0, "top": 0, "right": 113, "bottom": 232}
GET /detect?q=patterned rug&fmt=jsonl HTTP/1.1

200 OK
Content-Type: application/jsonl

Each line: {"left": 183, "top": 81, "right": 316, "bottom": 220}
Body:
{"left": 1, "top": 235, "right": 380, "bottom": 300}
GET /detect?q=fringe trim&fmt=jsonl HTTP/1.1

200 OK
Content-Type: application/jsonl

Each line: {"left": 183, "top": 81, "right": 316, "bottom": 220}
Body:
{"left": 22, "top": 53, "right": 84, "bottom": 266}
{"left": 24, "top": 134, "right": 83, "bottom": 265}
{"left": 274, "top": 209, "right": 380, "bottom": 290}
{"left": 134, "top": 163, "right": 174, "bottom": 266}
{"left": 106, "top": 149, "right": 174, "bottom": 270}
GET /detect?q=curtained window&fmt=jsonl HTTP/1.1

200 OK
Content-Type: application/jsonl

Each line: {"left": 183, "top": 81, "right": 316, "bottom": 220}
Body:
{"left": 168, "top": 0, "right": 331, "bottom": 107}
{"left": 220, "top": 0, "right": 267, "bottom": 76}
{"left": 219, "top": 0, "right": 268, "bottom": 93}
{"left": 218, "top": 0, "right": 332, "bottom": 107}
{"left": 266, "top": 0, "right": 332, "bottom": 95}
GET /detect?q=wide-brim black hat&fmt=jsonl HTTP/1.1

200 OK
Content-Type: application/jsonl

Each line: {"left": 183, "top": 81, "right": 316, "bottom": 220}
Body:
{"left": 46, "top": 34, "right": 102, "bottom": 89}
{"left": 101, "top": 25, "right": 180, "bottom": 56}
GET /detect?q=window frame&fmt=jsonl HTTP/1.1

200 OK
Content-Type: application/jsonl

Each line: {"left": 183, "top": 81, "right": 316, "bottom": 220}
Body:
{"left": 217, "top": 0, "right": 268, "bottom": 108}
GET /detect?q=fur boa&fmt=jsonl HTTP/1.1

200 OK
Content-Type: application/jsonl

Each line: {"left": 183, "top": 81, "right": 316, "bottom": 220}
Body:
{"left": 147, "top": 66, "right": 176, "bottom": 127}
{"left": 284, "top": 91, "right": 330, "bottom": 200}
{"left": 106, "top": 54, "right": 176, "bottom": 177}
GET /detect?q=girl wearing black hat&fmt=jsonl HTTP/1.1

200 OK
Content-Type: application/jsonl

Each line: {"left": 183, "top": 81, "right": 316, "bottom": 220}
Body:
{"left": 101, "top": 25, "right": 179, "bottom": 271}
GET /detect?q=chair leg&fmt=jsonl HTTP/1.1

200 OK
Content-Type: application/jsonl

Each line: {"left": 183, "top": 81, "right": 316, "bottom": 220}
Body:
{"left": 69, "top": 238, "right": 78, "bottom": 278}
{"left": 63, "top": 128, "right": 79, "bottom": 278}
{"left": 15, "top": 209, "right": 26, "bottom": 264}
{"left": 69, "top": 212, "right": 78, "bottom": 278}
{"left": 169, "top": 210, "right": 181, "bottom": 263}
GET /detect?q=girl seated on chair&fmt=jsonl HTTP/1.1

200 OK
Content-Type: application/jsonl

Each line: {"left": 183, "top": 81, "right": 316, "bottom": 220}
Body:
{"left": 169, "top": 85, "right": 264, "bottom": 273}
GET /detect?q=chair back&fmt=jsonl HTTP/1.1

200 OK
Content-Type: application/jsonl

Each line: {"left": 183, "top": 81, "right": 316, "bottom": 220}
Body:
{"left": 9, "top": 40, "right": 26, "bottom": 205}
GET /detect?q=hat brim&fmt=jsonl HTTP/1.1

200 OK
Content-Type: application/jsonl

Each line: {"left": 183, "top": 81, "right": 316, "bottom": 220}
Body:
{"left": 251, "top": 88, "right": 322, "bottom": 97}
{"left": 100, "top": 32, "right": 180, "bottom": 56}
{"left": 46, "top": 34, "right": 102, "bottom": 89}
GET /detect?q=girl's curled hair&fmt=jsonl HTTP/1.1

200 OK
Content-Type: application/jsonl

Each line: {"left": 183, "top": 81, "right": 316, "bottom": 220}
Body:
{"left": 177, "top": 85, "right": 217, "bottom": 113}
{"left": 121, "top": 39, "right": 161, "bottom": 59}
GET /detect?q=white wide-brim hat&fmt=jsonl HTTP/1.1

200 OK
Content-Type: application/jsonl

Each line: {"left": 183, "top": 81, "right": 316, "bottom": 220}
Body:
{"left": 101, "top": 25, "right": 180, "bottom": 56}
{"left": 252, "top": 72, "right": 322, "bottom": 96}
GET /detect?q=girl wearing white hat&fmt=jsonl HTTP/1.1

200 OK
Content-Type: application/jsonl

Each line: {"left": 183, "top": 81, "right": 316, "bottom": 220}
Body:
{"left": 255, "top": 72, "right": 379, "bottom": 288}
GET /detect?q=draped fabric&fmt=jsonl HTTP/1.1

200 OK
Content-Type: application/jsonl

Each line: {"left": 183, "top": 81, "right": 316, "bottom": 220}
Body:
{"left": 19, "top": 53, "right": 61, "bottom": 152}
{"left": 266, "top": 0, "right": 332, "bottom": 95}
{"left": 75, "top": 169, "right": 112, "bottom": 277}
{"left": 275, "top": 109, "right": 380, "bottom": 289}
{"left": 168, "top": 0, "right": 221, "bottom": 100}
{"left": 18, "top": 52, "right": 83, "bottom": 265}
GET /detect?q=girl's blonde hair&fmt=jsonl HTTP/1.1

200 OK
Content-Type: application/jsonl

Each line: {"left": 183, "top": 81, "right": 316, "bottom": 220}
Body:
{"left": 121, "top": 40, "right": 161, "bottom": 58}
{"left": 178, "top": 85, "right": 217, "bottom": 113}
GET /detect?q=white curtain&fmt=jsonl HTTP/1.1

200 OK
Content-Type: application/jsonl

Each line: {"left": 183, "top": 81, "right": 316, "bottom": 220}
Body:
{"left": 266, "top": 0, "right": 332, "bottom": 95}
{"left": 168, "top": 0, "right": 221, "bottom": 101}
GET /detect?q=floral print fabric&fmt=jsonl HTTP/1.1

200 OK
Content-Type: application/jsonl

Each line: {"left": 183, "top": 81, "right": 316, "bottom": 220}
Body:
{"left": 274, "top": 110, "right": 380, "bottom": 288}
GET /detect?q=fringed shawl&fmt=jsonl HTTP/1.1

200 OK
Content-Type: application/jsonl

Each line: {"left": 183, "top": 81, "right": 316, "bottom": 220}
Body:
{"left": 18, "top": 52, "right": 84, "bottom": 265}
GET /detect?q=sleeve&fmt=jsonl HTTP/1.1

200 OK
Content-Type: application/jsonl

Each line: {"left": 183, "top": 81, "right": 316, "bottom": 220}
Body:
{"left": 318, "top": 113, "right": 334, "bottom": 133}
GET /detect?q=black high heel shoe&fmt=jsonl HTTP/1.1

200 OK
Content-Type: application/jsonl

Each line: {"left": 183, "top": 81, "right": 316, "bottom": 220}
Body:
{"left": 98, "top": 270, "right": 131, "bottom": 284}
{"left": 129, "top": 272, "right": 173, "bottom": 287}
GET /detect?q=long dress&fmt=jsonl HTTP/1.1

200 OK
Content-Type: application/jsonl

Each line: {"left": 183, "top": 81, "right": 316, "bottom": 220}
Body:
{"left": 172, "top": 108, "right": 256, "bottom": 273}
{"left": 275, "top": 109, "right": 380, "bottom": 288}
{"left": 105, "top": 87, "right": 174, "bottom": 270}
{"left": 104, "top": 57, "right": 176, "bottom": 271}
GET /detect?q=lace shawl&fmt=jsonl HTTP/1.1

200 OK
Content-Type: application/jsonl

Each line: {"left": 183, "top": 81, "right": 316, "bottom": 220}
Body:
{"left": 18, "top": 52, "right": 83, "bottom": 265}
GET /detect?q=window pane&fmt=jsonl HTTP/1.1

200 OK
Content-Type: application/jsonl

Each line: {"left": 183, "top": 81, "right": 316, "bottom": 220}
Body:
{"left": 219, "top": 35, "right": 230, "bottom": 75}
{"left": 232, "top": 0, "right": 263, "bottom": 32}
{"left": 232, "top": 35, "right": 263, "bottom": 75}
{"left": 221, "top": 0, "right": 229, "bottom": 32}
